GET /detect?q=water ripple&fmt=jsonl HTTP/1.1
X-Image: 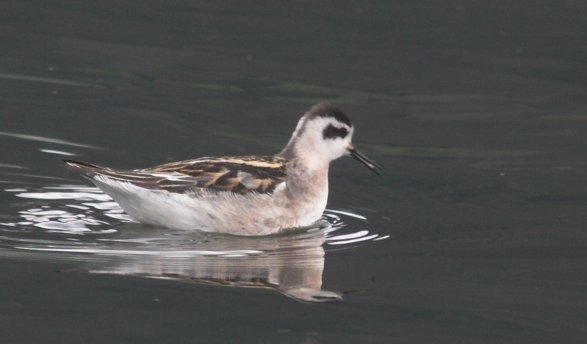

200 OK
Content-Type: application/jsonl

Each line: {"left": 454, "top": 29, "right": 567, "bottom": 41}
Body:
{"left": 1, "top": 184, "right": 387, "bottom": 303}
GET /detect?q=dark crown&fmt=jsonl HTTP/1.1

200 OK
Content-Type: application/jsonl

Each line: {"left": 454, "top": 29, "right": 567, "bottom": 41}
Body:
{"left": 306, "top": 102, "right": 352, "bottom": 127}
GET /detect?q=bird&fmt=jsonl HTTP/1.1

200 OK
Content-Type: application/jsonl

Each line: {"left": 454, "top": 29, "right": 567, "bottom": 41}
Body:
{"left": 64, "top": 102, "right": 382, "bottom": 236}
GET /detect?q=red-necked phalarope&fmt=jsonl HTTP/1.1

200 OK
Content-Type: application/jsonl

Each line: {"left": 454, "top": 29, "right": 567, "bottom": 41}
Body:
{"left": 64, "top": 102, "right": 382, "bottom": 236}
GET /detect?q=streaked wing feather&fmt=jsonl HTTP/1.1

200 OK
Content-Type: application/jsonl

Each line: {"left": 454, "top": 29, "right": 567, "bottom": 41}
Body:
{"left": 135, "top": 156, "right": 288, "bottom": 194}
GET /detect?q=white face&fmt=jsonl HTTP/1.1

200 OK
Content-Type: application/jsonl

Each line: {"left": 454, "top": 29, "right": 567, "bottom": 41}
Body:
{"left": 294, "top": 116, "right": 354, "bottom": 162}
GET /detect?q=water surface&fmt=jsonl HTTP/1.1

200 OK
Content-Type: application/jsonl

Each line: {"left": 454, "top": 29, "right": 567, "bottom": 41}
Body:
{"left": 1, "top": 1, "right": 587, "bottom": 343}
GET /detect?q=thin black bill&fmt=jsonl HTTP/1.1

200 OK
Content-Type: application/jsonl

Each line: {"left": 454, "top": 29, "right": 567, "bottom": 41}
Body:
{"left": 348, "top": 147, "right": 383, "bottom": 176}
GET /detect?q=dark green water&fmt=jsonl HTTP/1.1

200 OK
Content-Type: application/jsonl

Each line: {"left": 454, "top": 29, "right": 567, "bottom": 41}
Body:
{"left": 1, "top": 1, "right": 587, "bottom": 343}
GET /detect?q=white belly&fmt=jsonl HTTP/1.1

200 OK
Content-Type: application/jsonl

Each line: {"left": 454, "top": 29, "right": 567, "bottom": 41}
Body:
{"left": 90, "top": 176, "right": 327, "bottom": 236}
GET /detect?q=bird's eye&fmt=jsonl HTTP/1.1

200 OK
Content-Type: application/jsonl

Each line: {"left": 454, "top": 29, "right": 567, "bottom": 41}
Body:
{"left": 323, "top": 124, "right": 349, "bottom": 139}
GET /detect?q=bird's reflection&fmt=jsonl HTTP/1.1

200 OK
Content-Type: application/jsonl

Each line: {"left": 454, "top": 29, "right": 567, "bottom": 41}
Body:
{"left": 4, "top": 185, "right": 387, "bottom": 303}
{"left": 73, "top": 224, "right": 342, "bottom": 303}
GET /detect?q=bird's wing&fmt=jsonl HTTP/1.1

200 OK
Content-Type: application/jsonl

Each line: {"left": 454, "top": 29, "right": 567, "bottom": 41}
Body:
{"left": 64, "top": 156, "right": 288, "bottom": 195}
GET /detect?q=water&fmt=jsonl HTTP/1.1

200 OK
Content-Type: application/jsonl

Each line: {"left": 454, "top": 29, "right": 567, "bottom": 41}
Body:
{"left": 1, "top": 184, "right": 386, "bottom": 303}
{"left": 1, "top": 1, "right": 587, "bottom": 343}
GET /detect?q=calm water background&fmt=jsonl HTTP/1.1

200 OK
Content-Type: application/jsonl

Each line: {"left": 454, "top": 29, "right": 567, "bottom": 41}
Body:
{"left": 1, "top": 1, "right": 587, "bottom": 343}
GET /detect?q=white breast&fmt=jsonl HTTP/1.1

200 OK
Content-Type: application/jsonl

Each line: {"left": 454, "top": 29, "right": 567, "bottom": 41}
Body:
{"left": 90, "top": 175, "right": 327, "bottom": 236}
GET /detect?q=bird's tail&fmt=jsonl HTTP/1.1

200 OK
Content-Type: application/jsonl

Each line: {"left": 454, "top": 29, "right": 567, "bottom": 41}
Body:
{"left": 63, "top": 159, "right": 106, "bottom": 176}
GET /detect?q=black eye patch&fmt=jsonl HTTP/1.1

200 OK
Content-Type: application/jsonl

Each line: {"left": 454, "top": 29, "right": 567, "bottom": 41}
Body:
{"left": 323, "top": 124, "right": 349, "bottom": 139}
